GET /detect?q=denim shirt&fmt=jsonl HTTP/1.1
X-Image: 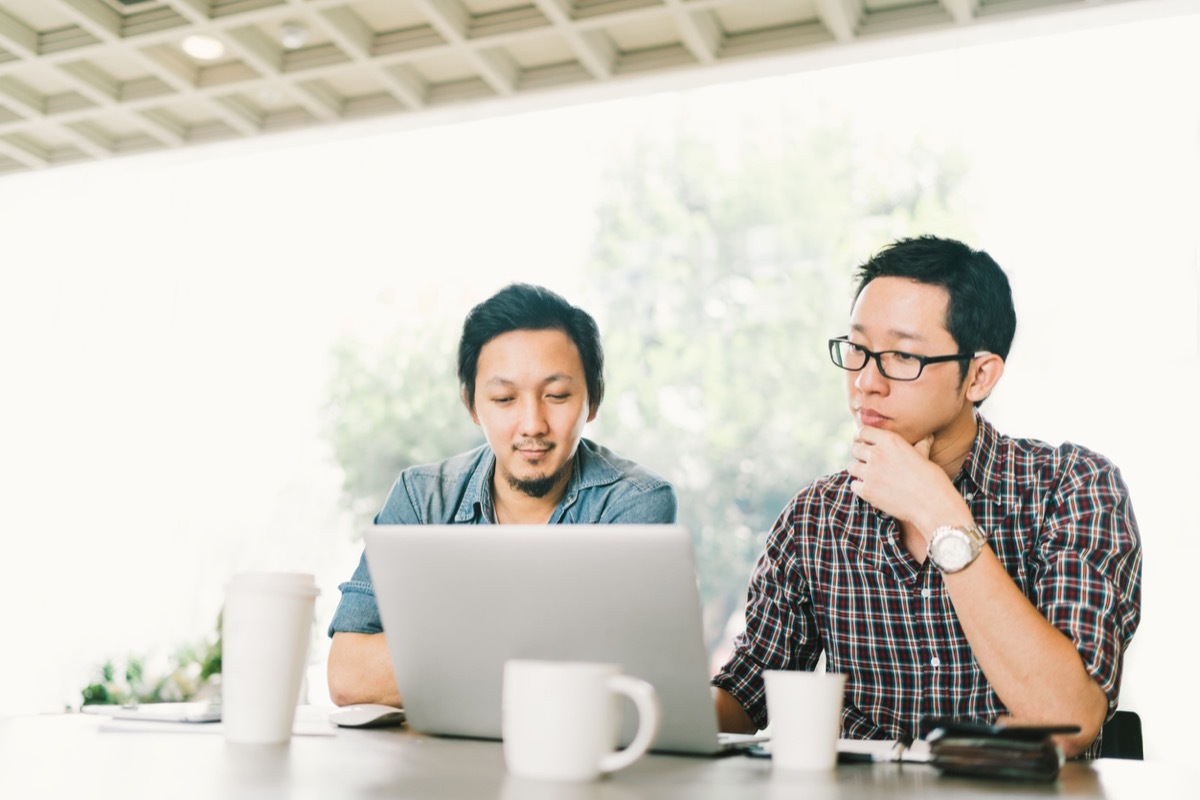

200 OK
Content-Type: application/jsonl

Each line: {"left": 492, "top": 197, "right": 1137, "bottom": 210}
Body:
{"left": 327, "top": 438, "right": 678, "bottom": 636}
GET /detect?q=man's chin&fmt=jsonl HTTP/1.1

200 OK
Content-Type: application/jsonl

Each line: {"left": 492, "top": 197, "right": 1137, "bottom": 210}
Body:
{"left": 507, "top": 471, "right": 562, "bottom": 499}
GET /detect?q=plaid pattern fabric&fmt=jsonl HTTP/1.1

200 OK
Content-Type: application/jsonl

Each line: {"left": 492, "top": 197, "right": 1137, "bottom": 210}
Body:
{"left": 713, "top": 416, "right": 1142, "bottom": 746}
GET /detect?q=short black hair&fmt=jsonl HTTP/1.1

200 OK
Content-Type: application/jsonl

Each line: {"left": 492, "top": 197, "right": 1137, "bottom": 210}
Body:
{"left": 853, "top": 236, "right": 1017, "bottom": 378}
{"left": 457, "top": 283, "right": 604, "bottom": 412}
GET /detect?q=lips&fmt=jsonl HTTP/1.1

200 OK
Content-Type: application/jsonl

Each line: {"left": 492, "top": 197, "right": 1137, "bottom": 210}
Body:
{"left": 514, "top": 441, "right": 554, "bottom": 458}
{"left": 856, "top": 408, "right": 890, "bottom": 427}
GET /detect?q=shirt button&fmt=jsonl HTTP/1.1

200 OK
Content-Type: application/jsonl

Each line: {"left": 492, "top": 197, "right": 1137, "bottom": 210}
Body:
{"left": 921, "top": 588, "right": 931, "bottom": 598}
{"left": 930, "top": 657, "right": 941, "bottom": 667}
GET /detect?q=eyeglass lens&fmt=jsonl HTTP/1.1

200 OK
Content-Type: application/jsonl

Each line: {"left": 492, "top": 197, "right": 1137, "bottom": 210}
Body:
{"left": 831, "top": 340, "right": 924, "bottom": 380}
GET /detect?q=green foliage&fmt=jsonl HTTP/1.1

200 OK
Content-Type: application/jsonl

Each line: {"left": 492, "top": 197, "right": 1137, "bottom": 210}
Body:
{"left": 78, "top": 621, "right": 222, "bottom": 708}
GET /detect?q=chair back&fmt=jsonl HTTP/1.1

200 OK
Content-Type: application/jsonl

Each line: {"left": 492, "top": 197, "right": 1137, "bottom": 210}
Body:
{"left": 1099, "top": 710, "right": 1143, "bottom": 759}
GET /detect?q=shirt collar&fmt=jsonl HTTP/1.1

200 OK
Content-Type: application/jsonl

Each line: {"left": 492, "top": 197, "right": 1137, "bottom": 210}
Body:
{"left": 955, "top": 412, "right": 1006, "bottom": 507}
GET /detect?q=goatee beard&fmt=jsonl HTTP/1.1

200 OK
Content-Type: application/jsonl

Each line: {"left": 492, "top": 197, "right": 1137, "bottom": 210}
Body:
{"left": 507, "top": 461, "right": 571, "bottom": 499}
{"left": 507, "top": 473, "right": 560, "bottom": 498}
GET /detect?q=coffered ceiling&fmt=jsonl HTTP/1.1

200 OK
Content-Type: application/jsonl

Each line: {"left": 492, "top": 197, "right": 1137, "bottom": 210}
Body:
{"left": 0, "top": 0, "right": 1175, "bottom": 176}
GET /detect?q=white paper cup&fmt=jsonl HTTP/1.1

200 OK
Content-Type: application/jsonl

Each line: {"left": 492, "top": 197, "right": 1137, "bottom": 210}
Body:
{"left": 502, "top": 660, "right": 661, "bottom": 782}
{"left": 764, "top": 670, "right": 847, "bottom": 771}
{"left": 221, "top": 572, "right": 319, "bottom": 744}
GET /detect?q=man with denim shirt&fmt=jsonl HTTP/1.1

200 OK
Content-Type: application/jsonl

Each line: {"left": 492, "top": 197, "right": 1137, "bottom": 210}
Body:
{"left": 327, "top": 283, "right": 677, "bottom": 707}
{"left": 712, "top": 237, "right": 1141, "bottom": 758}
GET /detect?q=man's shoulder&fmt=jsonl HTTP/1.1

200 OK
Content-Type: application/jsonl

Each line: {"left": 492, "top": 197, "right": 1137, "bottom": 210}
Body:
{"left": 400, "top": 443, "right": 491, "bottom": 481}
{"left": 569, "top": 440, "right": 677, "bottom": 523}
{"left": 770, "top": 470, "right": 855, "bottom": 522}
{"left": 999, "top": 430, "right": 1122, "bottom": 481}
{"left": 378, "top": 443, "right": 491, "bottom": 524}
{"left": 793, "top": 470, "right": 853, "bottom": 503}
{"left": 576, "top": 439, "right": 672, "bottom": 494}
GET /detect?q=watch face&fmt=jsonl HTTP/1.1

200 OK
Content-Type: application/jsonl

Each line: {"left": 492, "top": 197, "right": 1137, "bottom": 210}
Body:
{"left": 934, "top": 533, "right": 972, "bottom": 571}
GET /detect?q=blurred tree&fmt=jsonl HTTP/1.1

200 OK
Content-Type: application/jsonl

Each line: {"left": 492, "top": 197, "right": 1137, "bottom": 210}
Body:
{"left": 579, "top": 115, "right": 976, "bottom": 648}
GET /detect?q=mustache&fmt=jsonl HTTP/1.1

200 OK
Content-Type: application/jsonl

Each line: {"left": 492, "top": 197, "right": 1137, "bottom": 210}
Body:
{"left": 512, "top": 440, "right": 554, "bottom": 452}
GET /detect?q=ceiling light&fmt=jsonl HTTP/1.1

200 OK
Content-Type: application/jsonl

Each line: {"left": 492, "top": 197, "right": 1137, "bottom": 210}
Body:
{"left": 182, "top": 34, "right": 225, "bottom": 61}
{"left": 279, "top": 21, "right": 310, "bottom": 50}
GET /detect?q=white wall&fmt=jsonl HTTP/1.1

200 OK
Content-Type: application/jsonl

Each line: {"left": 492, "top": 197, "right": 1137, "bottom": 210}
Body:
{"left": 986, "top": 243, "right": 1198, "bottom": 764}
{"left": 0, "top": 114, "right": 597, "bottom": 713}
{"left": 971, "top": 23, "right": 1200, "bottom": 759}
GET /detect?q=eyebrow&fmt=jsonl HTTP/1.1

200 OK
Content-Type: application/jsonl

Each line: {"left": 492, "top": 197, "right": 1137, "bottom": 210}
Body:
{"left": 849, "top": 322, "right": 929, "bottom": 344}
{"left": 483, "top": 373, "right": 577, "bottom": 388}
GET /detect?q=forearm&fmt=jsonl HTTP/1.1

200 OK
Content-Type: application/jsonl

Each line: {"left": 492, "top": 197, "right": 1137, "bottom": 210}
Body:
{"left": 327, "top": 632, "right": 404, "bottom": 708}
{"left": 943, "top": 549, "right": 1107, "bottom": 756}
{"left": 713, "top": 687, "right": 757, "bottom": 734}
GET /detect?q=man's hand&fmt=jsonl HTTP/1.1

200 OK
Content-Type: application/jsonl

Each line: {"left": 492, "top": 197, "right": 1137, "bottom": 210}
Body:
{"left": 847, "top": 426, "right": 966, "bottom": 536}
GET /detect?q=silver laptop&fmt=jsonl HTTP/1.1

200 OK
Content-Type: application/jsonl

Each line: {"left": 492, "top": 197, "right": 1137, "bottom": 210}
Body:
{"left": 364, "top": 524, "right": 757, "bottom": 755}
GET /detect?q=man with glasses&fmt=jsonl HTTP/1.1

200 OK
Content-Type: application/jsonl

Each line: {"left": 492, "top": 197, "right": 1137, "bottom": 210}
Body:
{"left": 712, "top": 236, "right": 1141, "bottom": 757}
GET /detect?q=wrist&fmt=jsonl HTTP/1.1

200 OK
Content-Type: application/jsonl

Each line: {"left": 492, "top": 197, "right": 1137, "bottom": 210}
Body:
{"left": 916, "top": 504, "right": 975, "bottom": 542}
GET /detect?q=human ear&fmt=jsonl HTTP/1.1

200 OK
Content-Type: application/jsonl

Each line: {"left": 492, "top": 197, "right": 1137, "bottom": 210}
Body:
{"left": 966, "top": 353, "right": 1005, "bottom": 404}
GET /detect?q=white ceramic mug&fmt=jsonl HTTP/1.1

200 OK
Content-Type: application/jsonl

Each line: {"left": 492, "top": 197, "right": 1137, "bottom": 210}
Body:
{"left": 502, "top": 660, "right": 661, "bottom": 782}
{"left": 764, "top": 670, "right": 847, "bottom": 771}
{"left": 221, "top": 572, "right": 320, "bottom": 744}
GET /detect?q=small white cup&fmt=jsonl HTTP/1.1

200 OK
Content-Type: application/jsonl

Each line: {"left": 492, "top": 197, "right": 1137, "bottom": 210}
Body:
{"left": 221, "top": 572, "right": 320, "bottom": 744}
{"left": 764, "top": 670, "right": 847, "bottom": 771}
{"left": 502, "top": 660, "right": 661, "bottom": 782}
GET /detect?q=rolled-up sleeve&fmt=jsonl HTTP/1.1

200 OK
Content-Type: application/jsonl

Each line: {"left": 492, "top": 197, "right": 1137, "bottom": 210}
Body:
{"left": 711, "top": 502, "right": 820, "bottom": 730}
{"left": 1034, "top": 453, "right": 1142, "bottom": 713}
{"left": 327, "top": 551, "right": 383, "bottom": 636}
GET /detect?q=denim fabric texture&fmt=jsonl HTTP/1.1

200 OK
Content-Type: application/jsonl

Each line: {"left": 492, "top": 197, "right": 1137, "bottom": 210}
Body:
{"left": 328, "top": 438, "right": 677, "bottom": 636}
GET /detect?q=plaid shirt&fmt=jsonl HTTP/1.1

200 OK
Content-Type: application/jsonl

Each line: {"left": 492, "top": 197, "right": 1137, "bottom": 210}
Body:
{"left": 713, "top": 415, "right": 1142, "bottom": 747}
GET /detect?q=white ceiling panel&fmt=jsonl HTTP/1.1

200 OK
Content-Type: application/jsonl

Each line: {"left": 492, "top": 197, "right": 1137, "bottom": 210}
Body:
{"left": 0, "top": 0, "right": 1183, "bottom": 176}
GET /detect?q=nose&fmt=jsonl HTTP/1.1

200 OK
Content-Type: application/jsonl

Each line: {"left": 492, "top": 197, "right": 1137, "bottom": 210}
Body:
{"left": 853, "top": 355, "right": 890, "bottom": 395}
{"left": 516, "top": 397, "right": 550, "bottom": 437}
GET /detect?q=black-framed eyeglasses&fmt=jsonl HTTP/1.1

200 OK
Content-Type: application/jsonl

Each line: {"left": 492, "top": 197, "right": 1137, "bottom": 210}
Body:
{"left": 828, "top": 336, "right": 987, "bottom": 381}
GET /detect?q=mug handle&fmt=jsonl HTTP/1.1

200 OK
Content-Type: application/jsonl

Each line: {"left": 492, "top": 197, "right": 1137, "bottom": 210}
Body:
{"left": 597, "top": 675, "right": 661, "bottom": 774}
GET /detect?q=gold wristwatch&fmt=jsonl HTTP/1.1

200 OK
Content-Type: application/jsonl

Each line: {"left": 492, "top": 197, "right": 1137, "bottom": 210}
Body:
{"left": 927, "top": 524, "right": 986, "bottom": 573}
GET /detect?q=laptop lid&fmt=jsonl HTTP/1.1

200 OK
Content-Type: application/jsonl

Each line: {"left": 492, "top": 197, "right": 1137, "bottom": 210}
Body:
{"left": 364, "top": 524, "right": 727, "bottom": 755}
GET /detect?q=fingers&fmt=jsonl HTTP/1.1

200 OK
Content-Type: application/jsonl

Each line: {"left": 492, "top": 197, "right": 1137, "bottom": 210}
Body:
{"left": 856, "top": 426, "right": 936, "bottom": 462}
{"left": 846, "top": 458, "right": 864, "bottom": 480}
{"left": 914, "top": 435, "right": 934, "bottom": 459}
{"left": 853, "top": 425, "right": 899, "bottom": 448}
{"left": 853, "top": 425, "right": 879, "bottom": 444}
